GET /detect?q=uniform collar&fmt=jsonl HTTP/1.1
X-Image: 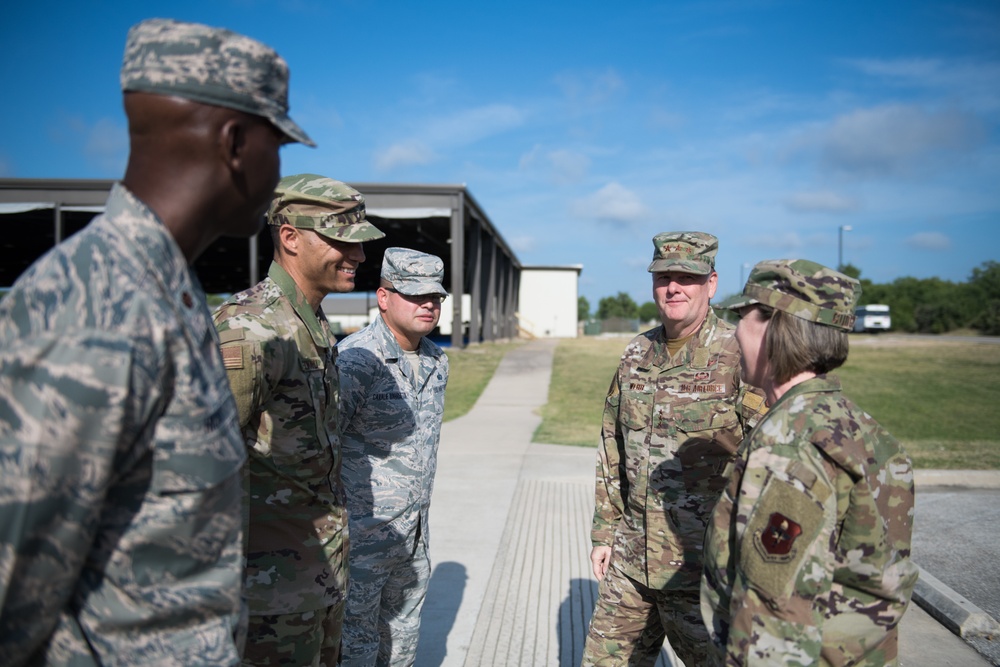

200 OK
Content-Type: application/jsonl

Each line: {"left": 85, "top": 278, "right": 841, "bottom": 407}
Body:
{"left": 267, "top": 261, "right": 331, "bottom": 349}
{"left": 640, "top": 308, "right": 723, "bottom": 371}
{"left": 107, "top": 183, "right": 209, "bottom": 320}
{"left": 771, "top": 374, "right": 841, "bottom": 409}
{"left": 371, "top": 313, "right": 443, "bottom": 366}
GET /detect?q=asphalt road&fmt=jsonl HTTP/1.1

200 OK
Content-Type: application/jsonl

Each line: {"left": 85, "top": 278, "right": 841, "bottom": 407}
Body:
{"left": 914, "top": 486, "right": 1000, "bottom": 664}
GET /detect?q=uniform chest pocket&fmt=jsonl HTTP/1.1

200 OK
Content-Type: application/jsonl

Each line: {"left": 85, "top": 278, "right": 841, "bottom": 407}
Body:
{"left": 264, "top": 359, "right": 336, "bottom": 480}
{"left": 619, "top": 390, "right": 653, "bottom": 433}
{"left": 671, "top": 400, "right": 739, "bottom": 434}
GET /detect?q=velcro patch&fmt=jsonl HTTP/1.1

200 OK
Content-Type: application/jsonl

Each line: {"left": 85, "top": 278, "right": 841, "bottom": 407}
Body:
{"left": 218, "top": 328, "right": 245, "bottom": 344}
{"left": 742, "top": 391, "right": 766, "bottom": 413}
{"left": 679, "top": 383, "right": 725, "bottom": 393}
{"left": 221, "top": 345, "right": 243, "bottom": 370}
{"left": 742, "top": 475, "right": 824, "bottom": 602}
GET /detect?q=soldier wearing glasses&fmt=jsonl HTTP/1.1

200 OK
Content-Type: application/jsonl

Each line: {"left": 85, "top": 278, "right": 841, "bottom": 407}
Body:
{"left": 337, "top": 248, "right": 450, "bottom": 667}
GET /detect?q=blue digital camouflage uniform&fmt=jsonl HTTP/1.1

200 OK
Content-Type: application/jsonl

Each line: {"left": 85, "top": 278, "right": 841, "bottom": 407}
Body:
{"left": 701, "top": 259, "right": 917, "bottom": 666}
{"left": 337, "top": 283, "right": 449, "bottom": 666}
{"left": 213, "top": 262, "right": 348, "bottom": 666}
{"left": 0, "top": 184, "right": 247, "bottom": 665}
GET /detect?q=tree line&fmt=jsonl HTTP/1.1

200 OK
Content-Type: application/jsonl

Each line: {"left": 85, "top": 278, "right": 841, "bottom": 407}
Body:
{"left": 579, "top": 260, "right": 1000, "bottom": 336}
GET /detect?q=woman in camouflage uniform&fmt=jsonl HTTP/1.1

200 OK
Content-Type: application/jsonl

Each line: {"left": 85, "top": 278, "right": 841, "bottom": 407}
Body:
{"left": 701, "top": 259, "right": 917, "bottom": 667}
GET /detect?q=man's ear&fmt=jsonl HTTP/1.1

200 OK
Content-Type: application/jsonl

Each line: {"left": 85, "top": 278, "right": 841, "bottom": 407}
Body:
{"left": 277, "top": 224, "right": 300, "bottom": 255}
{"left": 219, "top": 115, "right": 247, "bottom": 171}
{"left": 376, "top": 286, "right": 390, "bottom": 312}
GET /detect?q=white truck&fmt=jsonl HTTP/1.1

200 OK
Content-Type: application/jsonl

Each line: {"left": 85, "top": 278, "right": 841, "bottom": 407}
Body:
{"left": 853, "top": 304, "right": 891, "bottom": 333}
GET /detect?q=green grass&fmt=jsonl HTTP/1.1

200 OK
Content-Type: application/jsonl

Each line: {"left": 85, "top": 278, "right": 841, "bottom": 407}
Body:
{"left": 443, "top": 341, "right": 522, "bottom": 422}
{"left": 534, "top": 336, "right": 630, "bottom": 446}
{"left": 534, "top": 335, "right": 1000, "bottom": 469}
{"left": 838, "top": 338, "right": 1000, "bottom": 469}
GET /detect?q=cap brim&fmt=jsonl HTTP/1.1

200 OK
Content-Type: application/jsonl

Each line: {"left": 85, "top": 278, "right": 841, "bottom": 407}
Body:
{"left": 314, "top": 221, "right": 386, "bottom": 242}
{"left": 647, "top": 259, "right": 713, "bottom": 275}
{"left": 394, "top": 282, "right": 449, "bottom": 297}
{"left": 718, "top": 293, "right": 759, "bottom": 311}
{"left": 272, "top": 113, "right": 316, "bottom": 148}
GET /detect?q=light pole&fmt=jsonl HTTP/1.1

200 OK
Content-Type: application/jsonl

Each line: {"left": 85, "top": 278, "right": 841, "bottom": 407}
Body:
{"left": 838, "top": 225, "right": 853, "bottom": 270}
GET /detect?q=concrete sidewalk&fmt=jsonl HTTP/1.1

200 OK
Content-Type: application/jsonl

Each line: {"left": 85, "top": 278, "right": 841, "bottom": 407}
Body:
{"left": 416, "top": 339, "right": 995, "bottom": 667}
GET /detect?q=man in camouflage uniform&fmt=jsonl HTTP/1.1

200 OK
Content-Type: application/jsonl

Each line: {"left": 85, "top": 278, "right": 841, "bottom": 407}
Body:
{"left": 583, "top": 232, "right": 765, "bottom": 666}
{"left": 701, "top": 260, "right": 916, "bottom": 666}
{"left": 337, "top": 248, "right": 450, "bottom": 666}
{"left": 0, "top": 19, "right": 311, "bottom": 666}
{"left": 213, "top": 174, "right": 384, "bottom": 666}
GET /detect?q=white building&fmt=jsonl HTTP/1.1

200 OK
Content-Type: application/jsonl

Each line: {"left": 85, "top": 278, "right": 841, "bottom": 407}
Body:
{"left": 517, "top": 265, "right": 583, "bottom": 338}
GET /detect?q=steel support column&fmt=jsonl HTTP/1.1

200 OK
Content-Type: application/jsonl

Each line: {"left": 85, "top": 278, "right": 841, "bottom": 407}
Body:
{"left": 449, "top": 191, "right": 466, "bottom": 348}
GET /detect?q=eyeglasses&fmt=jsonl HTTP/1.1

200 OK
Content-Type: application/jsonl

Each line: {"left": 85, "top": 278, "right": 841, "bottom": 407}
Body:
{"left": 386, "top": 287, "right": 447, "bottom": 305}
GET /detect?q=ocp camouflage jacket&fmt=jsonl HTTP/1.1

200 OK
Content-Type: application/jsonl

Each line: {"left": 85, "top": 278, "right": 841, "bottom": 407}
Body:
{"left": 701, "top": 374, "right": 917, "bottom": 666}
{"left": 214, "top": 262, "right": 347, "bottom": 615}
{"left": 592, "top": 309, "right": 764, "bottom": 590}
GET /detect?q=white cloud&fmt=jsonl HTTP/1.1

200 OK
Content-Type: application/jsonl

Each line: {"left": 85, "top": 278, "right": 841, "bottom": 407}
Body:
{"left": 547, "top": 149, "right": 591, "bottom": 184}
{"left": 423, "top": 104, "right": 526, "bottom": 145}
{"left": 518, "top": 144, "right": 542, "bottom": 169}
{"left": 373, "top": 141, "right": 436, "bottom": 171}
{"left": 47, "top": 115, "right": 127, "bottom": 173}
{"left": 509, "top": 235, "right": 537, "bottom": 253}
{"left": 905, "top": 231, "right": 952, "bottom": 250}
{"left": 809, "top": 104, "right": 986, "bottom": 176}
{"left": 648, "top": 107, "right": 685, "bottom": 130}
{"left": 783, "top": 191, "right": 859, "bottom": 214}
{"left": 570, "top": 182, "right": 648, "bottom": 227}
{"left": 554, "top": 68, "right": 626, "bottom": 108}
{"left": 84, "top": 118, "right": 127, "bottom": 168}
{"left": 517, "top": 145, "right": 590, "bottom": 183}
{"left": 373, "top": 103, "right": 526, "bottom": 173}
{"left": 844, "top": 57, "right": 1000, "bottom": 112}
{"left": 742, "top": 231, "right": 805, "bottom": 251}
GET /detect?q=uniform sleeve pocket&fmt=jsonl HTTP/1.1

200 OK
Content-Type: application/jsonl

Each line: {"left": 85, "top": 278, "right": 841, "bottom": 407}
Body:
{"left": 740, "top": 475, "right": 825, "bottom": 603}
{"left": 151, "top": 404, "right": 245, "bottom": 494}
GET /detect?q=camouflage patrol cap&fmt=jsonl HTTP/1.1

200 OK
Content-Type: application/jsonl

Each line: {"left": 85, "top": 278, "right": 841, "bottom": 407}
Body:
{"left": 120, "top": 18, "right": 314, "bottom": 147}
{"left": 647, "top": 232, "right": 718, "bottom": 275}
{"left": 727, "top": 259, "right": 861, "bottom": 331}
{"left": 267, "top": 174, "right": 385, "bottom": 242}
{"left": 381, "top": 248, "right": 448, "bottom": 296}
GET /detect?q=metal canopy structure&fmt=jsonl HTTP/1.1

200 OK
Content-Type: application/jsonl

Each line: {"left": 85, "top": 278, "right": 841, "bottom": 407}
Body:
{"left": 0, "top": 178, "right": 522, "bottom": 347}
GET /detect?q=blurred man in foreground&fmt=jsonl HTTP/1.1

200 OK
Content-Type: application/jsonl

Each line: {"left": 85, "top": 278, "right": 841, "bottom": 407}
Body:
{"left": 0, "top": 18, "right": 312, "bottom": 665}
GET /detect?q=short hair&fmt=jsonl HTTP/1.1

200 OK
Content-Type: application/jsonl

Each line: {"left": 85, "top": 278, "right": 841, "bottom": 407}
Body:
{"left": 760, "top": 305, "right": 849, "bottom": 384}
{"left": 269, "top": 223, "right": 282, "bottom": 254}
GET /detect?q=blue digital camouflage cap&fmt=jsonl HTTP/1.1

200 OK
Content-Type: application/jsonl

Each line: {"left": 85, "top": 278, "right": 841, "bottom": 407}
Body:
{"left": 726, "top": 259, "right": 861, "bottom": 331}
{"left": 381, "top": 248, "right": 448, "bottom": 296}
{"left": 120, "top": 18, "right": 314, "bottom": 147}
{"left": 647, "top": 231, "right": 718, "bottom": 275}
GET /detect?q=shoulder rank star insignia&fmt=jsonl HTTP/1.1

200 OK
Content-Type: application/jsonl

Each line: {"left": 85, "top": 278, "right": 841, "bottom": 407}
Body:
{"left": 761, "top": 512, "right": 802, "bottom": 555}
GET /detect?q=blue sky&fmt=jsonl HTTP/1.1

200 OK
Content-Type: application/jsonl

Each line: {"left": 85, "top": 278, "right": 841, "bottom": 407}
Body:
{"left": 2, "top": 0, "right": 998, "bottom": 305}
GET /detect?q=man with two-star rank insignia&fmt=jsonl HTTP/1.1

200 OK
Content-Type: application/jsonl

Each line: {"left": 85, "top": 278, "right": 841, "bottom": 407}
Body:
{"left": 582, "top": 232, "right": 766, "bottom": 666}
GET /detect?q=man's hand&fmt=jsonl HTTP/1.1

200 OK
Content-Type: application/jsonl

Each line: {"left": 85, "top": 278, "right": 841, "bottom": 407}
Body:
{"left": 590, "top": 546, "right": 612, "bottom": 581}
